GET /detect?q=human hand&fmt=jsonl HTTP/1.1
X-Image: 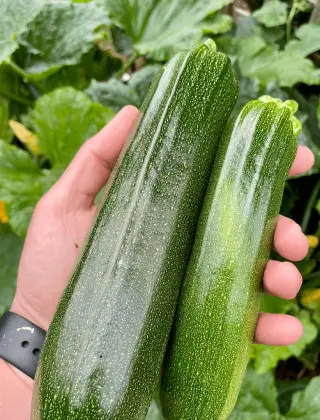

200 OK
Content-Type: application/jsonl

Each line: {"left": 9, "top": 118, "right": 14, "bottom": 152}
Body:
{"left": 0, "top": 105, "right": 314, "bottom": 419}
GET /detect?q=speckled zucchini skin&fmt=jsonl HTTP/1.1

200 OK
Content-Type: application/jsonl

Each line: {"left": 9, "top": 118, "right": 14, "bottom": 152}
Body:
{"left": 162, "top": 97, "right": 300, "bottom": 420}
{"left": 31, "top": 41, "right": 238, "bottom": 420}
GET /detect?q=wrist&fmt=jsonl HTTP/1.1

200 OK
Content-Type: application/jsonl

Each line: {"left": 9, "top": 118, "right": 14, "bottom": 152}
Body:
{"left": 0, "top": 359, "right": 33, "bottom": 419}
{"left": 11, "top": 290, "right": 49, "bottom": 331}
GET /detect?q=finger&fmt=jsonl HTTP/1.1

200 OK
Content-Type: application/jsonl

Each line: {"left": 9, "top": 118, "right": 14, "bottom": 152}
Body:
{"left": 50, "top": 105, "right": 140, "bottom": 209}
{"left": 263, "top": 260, "right": 302, "bottom": 299}
{"left": 254, "top": 313, "right": 303, "bottom": 345}
{"left": 289, "top": 145, "right": 314, "bottom": 177}
{"left": 274, "top": 215, "right": 309, "bottom": 261}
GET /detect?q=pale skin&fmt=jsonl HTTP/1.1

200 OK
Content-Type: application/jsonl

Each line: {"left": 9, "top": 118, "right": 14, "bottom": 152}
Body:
{"left": 0, "top": 106, "right": 315, "bottom": 419}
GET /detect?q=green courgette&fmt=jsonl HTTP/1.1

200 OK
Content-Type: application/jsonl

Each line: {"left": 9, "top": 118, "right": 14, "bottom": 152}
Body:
{"left": 31, "top": 41, "right": 238, "bottom": 420}
{"left": 162, "top": 96, "right": 300, "bottom": 420}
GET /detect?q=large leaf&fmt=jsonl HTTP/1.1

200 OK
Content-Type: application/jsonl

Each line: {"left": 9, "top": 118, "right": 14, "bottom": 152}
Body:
{"left": 286, "top": 24, "right": 320, "bottom": 57}
{"left": 128, "top": 65, "right": 162, "bottom": 103}
{"left": 0, "top": 223, "right": 24, "bottom": 315}
{"left": 251, "top": 310, "right": 318, "bottom": 373}
{"left": 19, "top": 1, "right": 108, "bottom": 79}
{"left": 86, "top": 65, "right": 162, "bottom": 111}
{"left": 286, "top": 376, "right": 320, "bottom": 419}
{"left": 234, "top": 28, "right": 320, "bottom": 87}
{"left": 202, "top": 13, "right": 233, "bottom": 35}
{"left": 0, "top": 0, "right": 45, "bottom": 65}
{"left": 0, "top": 140, "right": 60, "bottom": 237}
{"left": 85, "top": 78, "right": 140, "bottom": 112}
{"left": 105, "top": 0, "right": 232, "bottom": 60}
{"left": 253, "top": 0, "right": 288, "bottom": 28}
{"left": 238, "top": 43, "right": 320, "bottom": 87}
{"left": 32, "top": 87, "right": 114, "bottom": 166}
{"left": 228, "top": 365, "right": 280, "bottom": 420}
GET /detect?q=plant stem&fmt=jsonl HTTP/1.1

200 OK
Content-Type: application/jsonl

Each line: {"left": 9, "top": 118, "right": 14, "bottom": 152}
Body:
{"left": 286, "top": 0, "right": 297, "bottom": 42}
{"left": 310, "top": 0, "right": 320, "bottom": 23}
{"left": 302, "top": 271, "right": 320, "bottom": 289}
{"left": 0, "top": 90, "right": 33, "bottom": 106}
{"left": 115, "top": 52, "right": 139, "bottom": 80}
{"left": 301, "top": 178, "right": 320, "bottom": 233}
{"left": 5, "top": 60, "right": 30, "bottom": 81}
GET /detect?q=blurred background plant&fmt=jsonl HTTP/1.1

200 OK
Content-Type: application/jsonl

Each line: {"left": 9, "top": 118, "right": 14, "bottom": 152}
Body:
{"left": 1, "top": 0, "right": 320, "bottom": 418}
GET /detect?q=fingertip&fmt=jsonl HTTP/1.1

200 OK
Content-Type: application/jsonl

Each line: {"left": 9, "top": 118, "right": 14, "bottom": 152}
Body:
{"left": 255, "top": 313, "right": 303, "bottom": 345}
{"left": 263, "top": 260, "right": 302, "bottom": 299}
{"left": 121, "top": 104, "right": 140, "bottom": 114}
{"left": 275, "top": 216, "right": 309, "bottom": 261}
{"left": 289, "top": 145, "right": 314, "bottom": 177}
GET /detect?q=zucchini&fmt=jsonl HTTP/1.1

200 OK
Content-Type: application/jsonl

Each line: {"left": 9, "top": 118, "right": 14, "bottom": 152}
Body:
{"left": 162, "top": 96, "right": 300, "bottom": 420}
{"left": 31, "top": 41, "right": 238, "bottom": 420}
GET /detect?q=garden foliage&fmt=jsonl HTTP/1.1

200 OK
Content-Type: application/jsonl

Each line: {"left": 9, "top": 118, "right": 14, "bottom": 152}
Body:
{"left": 0, "top": 0, "right": 320, "bottom": 417}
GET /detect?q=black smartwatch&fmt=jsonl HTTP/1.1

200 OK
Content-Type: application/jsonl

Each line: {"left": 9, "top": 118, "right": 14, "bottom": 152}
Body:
{"left": 0, "top": 312, "right": 46, "bottom": 379}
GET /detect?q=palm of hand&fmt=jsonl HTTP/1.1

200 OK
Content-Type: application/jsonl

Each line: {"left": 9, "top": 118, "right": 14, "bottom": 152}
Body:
{"left": 12, "top": 106, "right": 314, "bottom": 345}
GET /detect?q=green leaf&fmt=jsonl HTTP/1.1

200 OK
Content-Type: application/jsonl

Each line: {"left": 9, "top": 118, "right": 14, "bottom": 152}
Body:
{"left": 276, "top": 380, "right": 309, "bottom": 415}
{"left": 85, "top": 78, "right": 140, "bottom": 112}
{"left": 232, "top": 76, "right": 260, "bottom": 117}
{"left": 313, "top": 307, "right": 320, "bottom": 326}
{"left": 297, "top": 335, "right": 320, "bottom": 370}
{"left": 32, "top": 87, "right": 114, "bottom": 166}
{"left": 19, "top": 1, "right": 108, "bottom": 79}
{"left": 0, "top": 140, "right": 60, "bottom": 237}
{"left": 228, "top": 365, "right": 279, "bottom": 419}
{"left": 128, "top": 65, "right": 162, "bottom": 104}
{"left": 260, "top": 294, "right": 292, "bottom": 314}
{"left": 36, "top": 65, "right": 87, "bottom": 93}
{"left": 253, "top": 0, "right": 288, "bottom": 28}
{"left": 0, "top": 0, "right": 45, "bottom": 65}
{"left": 238, "top": 42, "right": 320, "bottom": 87}
{"left": 295, "top": 0, "right": 311, "bottom": 12}
{"left": 202, "top": 13, "right": 233, "bottom": 35}
{"left": 111, "top": 26, "right": 134, "bottom": 56}
{"left": 85, "top": 66, "right": 162, "bottom": 112}
{"left": 105, "top": 0, "right": 232, "bottom": 60}
{"left": 295, "top": 259, "right": 317, "bottom": 276}
{"left": 286, "top": 376, "right": 320, "bottom": 419}
{"left": 286, "top": 24, "right": 320, "bottom": 57}
{"left": 0, "top": 223, "right": 24, "bottom": 316}
{"left": 251, "top": 310, "right": 317, "bottom": 373}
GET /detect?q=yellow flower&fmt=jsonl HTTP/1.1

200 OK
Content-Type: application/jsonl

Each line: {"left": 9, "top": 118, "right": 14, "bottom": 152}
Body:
{"left": 9, "top": 120, "right": 41, "bottom": 156}
{"left": 0, "top": 201, "right": 8, "bottom": 224}
{"left": 306, "top": 235, "right": 319, "bottom": 249}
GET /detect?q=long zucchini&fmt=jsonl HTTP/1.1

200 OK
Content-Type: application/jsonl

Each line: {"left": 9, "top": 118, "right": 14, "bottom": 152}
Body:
{"left": 162, "top": 96, "right": 300, "bottom": 420}
{"left": 31, "top": 41, "right": 238, "bottom": 420}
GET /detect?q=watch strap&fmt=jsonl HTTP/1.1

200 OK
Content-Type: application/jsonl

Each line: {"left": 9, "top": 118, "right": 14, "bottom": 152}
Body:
{"left": 0, "top": 311, "right": 46, "bottom": 379}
